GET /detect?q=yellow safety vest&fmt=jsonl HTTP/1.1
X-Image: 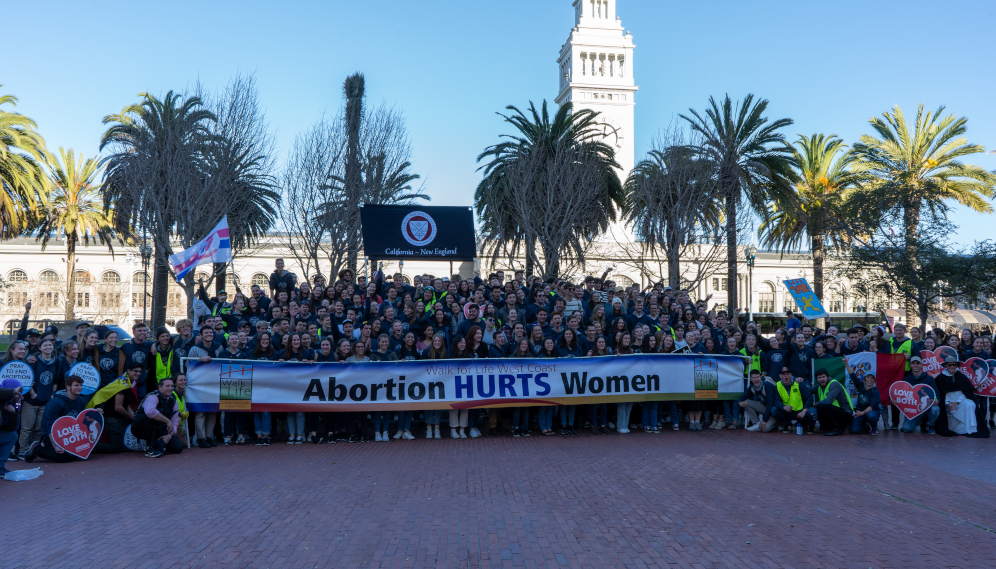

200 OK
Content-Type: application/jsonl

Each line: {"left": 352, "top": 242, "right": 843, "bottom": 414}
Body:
{"left": 818, "top": 379, "right": 851, "bottom": 409}
{"left": 739, "top": 348, "right": 762, "bottom": 374}
{"left": 776, "top": 381, "right": 804, "bottom": 411}
{"left": 174, "top": 389, "right": 186, "bottom": 417}
{"left": 890, "top": 338, "right": 912, "bottom": 372}
{"left": 155, "top": 350, "right": 173, "bottom": 381}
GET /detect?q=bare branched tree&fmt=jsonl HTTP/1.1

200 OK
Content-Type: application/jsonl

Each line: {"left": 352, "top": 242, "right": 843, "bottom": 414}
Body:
{"left": 280, "top": 74, "right": 426, "bottom": 283}
{"left": 498, "top": 140, "right": 613, "bottom": 279}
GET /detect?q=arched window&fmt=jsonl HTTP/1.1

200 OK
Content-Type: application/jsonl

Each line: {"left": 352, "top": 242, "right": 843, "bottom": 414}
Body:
{"left": 101, "top": 271, "right": 121, "bottom": 283}
{"left": 74, "top": 270, "right": 91, "bottom": 284}
{"left": 612, "top": 274, "right": 635, "bottom": 287}
{"left": 402, "top": 275, "right": 412, "bottom": 285}
{"left": 251, "top": 273, "right": 269, "bottom": 288}
{"left": 7, "top": 270, "right": 27, "bottom": 283}
{"left": 758, "top": 282, "right": 775, "bottom": 313}
{"left": 39, "top": 270, "right": 59, "bottom": 283}
{"left": 133, "top": 272, "right": 149, "bottom": 285}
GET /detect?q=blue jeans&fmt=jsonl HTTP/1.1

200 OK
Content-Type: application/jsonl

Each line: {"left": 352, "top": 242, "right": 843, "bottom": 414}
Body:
{"left": 425, "top": 410, "right": 441, "bottom": 425}
{"left": 512, "top": 407, "right": 530, "bottom": 429}
{"left": 851, "top": 410, "right": 881, "bottom": 434}
{"left": 223, "top": 412, "right": 246, "bottom": 437}
{"left": 286, "top": 412, "right": 305, "bottom": 436}
{"left": 398, "top": 411, "right": 413, "bottom": 431}
{"left": 588, "top": 404, "right": 607, "bottom": 427}
{"left": 537, "top": 407, "right": 555, "bottom": 430}
{"left": 616, "top": 402, "right": 635, "bottom": 429}
{"left": 663, "top": 402, "right": 680, "bottom": 425}
{"left": 641, "top": 402, "right": 659, "bottom": 428}
{"left": 0, "top": 429, "right": 17, "bottom": 476}
{"left": 373, "top": 411, "right": 390, "bottom": 432}
{"left": 722, "top": 400, "right": 742, "bottom": 424}
{"left": 901, "top": 406, "right": 940, "bottom": 432}
{"left": 253, "top": 412, "right": 271, "bottom": 436}
{"left": 559, "top": 405, "right": 576, "bottom": 427}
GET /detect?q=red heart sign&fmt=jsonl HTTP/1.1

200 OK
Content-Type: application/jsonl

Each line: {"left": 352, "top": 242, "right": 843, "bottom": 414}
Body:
{"left": 960, "top": 358, "right": 990, "bottom": 392}
{"left": 920, "top": 347, "right": 958, "bottom": 378}
{"left": 50, "top": 409, "right": 104, "bottom": 460}
{"left": 888, "top": 381, "right": 937, "bottom": 421}
{"left": 965, "top": 359, "right": 996, "bottom": 397}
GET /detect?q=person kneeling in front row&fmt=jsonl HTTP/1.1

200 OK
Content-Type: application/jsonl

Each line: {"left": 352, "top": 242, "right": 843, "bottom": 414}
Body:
{"left": 814, "top": 368, "right": 854, "bottom": 436}
{"left": 738, "top": 370, "right": 776, "bottom": 432}
{"left": 132, "top": 377, "right": 183, "bottom": 458}
{"left": 848, "top": 369, "right": 881, "bottom": 435}
{"left": 24, "top": 375, "right": 89, "bottom": 463}
{"left": 770, "top": 366, "right": 815, "bottom": 433}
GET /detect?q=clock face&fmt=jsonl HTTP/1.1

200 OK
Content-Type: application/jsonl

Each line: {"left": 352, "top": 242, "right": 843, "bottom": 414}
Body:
{"left": 596, "top": 117, "right": 624, "bottom": 149}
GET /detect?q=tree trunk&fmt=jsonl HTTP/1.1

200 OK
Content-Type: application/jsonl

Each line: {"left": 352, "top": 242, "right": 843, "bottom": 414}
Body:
{"left": 812, "top": 232, "right": 825, "bottom": 329}
{"left": 666, "top": 242, "right": 681, "bottom": 290}
{"left": 151, "top": 247, "right": 170, "bottom": 331}
{"left": 343, "top": 73, "right": 365, "bottom": 272}
{"left": 525, "top": 239, "right": 535, "bottom": 280}
{"left": 725, "top": 186, "right": 738, "bottom": 316}
{"left": 903, "top": 202, "right": 921, "bottom": 326}
{"left": 214, "top": 262, "right": 227, "bottom": 296}
{"left": 65, "top": 235, "right": 77, "bottom": 321}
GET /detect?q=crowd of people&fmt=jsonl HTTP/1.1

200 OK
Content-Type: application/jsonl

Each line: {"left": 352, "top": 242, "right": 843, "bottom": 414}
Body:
{"left": 1, "top": 259, "right": 992, "bottom": 476}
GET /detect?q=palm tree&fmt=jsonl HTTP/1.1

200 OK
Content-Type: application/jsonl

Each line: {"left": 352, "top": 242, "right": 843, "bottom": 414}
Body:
{"left": 476, "top": 100, "right": 625, "bottom": 278}
{"left": 851, "top": 104, "right": 996, "bottom": 323}
{"left": 759, "top": 134, "right": 864, "bottom": 302}
{"left": 852, "top": 104, "right": 995, "bottom": 244}
{"left": 0, "top": 86, "right": 51, "bottom": 237}
{"left": 36, "top": 148, "right": 120, "bottom": 320}
{"left": 680, "top": 94, "right": 796, "bottom": 315}
{"left": 101, "top": 91, "right": 216, "bottom": 331}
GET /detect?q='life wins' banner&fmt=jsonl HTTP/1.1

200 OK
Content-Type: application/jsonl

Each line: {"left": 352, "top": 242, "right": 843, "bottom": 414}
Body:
{"left": 185, "top": 354, "right": 747, "bottom": 412}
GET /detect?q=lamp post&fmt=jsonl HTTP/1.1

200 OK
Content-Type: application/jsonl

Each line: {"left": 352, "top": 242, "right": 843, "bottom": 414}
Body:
{"left": 746, "top": 245, "right": 757, "bottom": 323}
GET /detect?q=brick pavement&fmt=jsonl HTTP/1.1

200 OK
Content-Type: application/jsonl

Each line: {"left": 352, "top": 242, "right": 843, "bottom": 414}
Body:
{"left": 6, "top": 428, "right": 996, "bottom": 568}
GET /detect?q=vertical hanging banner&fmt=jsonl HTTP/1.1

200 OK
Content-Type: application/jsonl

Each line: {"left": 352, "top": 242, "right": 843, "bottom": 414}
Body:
{"left": 783, "top": 278, "right": 829, "bottom": 319}
{"left": 184, "top": 354, "right": 747, "bottom": 412}
{"left": 360, "top": 205, "right": 477, "bottom": 261}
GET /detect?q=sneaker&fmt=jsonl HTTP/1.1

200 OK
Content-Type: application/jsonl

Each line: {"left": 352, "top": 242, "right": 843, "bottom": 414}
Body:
{"left": 145, "top": 448, "right": 164, "bottom": 458}
{"left": 23, "top": 441, "right": 39, "bottom": 462}
{"left": 746, "top": 423, "right": 761, "bottom": 432}
{"left": 618, "top": 428, "right": 630, "bottom": 434}
{"left": 672, "top": 423, "right": 680, "bottom": 431}
{"left": 870, "top": 428, "right": 879, "bottom": 436}
{"left": 607, "top": 422, "right": 615, "bottom": 430}
{"left": 310, "top": 435, "right": 320, "bottom": 444}
{"left": 262, "top": 437, "right": 271, "bottom": 446}
{"left": 223, "top": 437, "right": 232, "bottom": 446}
{"left": 382, "top": 431, "right": 390, "bottom": 441}
{"left": 348, "top": 435, "right": 359, "bottom": 443}
{"left": 236, "top": 435, "right": 246, "bottom": 445}
{"left": 12, "top": 451, "right": 22, "bottom": 461}
{"left": 522, "top": 429, "right": 531, "bottom": 437}
{"left": 450, "top": 429, "right": 459, "bottom": 439}
{"left": 402, "top": 431, "right": 415, "bottom": 440}
{"left": 727, "top": 423, "right": 738, "bottom": 430}
{"left": 255, "top": 437, "right": 265, "bottom": 446}
{"left": 393, "top": 430, "right": 403, "bottom": 440}
{"left": 599, "top": 426, "right": 611, "bottom": 434}
{"left": 459, "top": 429, "right": 468, "bottom": 439}
{"left": 199, "top": 438, "right": 211, "bottom": 448}
{"left": 433, "top": 427, "right": 441, "bottom": 439}
{"left": 469, "top": 428, "right": 481, "bottom": 438}
{"left": 928, "top": 428, "right": 936, "bottom": 435}
{"left": 374, "top": 432, "right": 384, "bottom": 442}
{"left": 286, "top": 437, "right": 295, "bottom": 445}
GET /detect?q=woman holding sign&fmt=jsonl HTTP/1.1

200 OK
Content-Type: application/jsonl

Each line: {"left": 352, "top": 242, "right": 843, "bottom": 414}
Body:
{"left": 20, "top": 338, "right": 64, "bottom": 458}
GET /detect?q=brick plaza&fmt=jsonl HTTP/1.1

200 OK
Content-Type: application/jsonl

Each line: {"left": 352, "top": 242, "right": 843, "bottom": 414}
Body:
{"left": 7, "top": 429, "right": 996, "bottom": 568}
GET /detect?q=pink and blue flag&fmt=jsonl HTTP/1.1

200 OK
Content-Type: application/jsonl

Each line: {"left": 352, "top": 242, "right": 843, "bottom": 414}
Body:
{"left": 168, "top": 217, "right": 233, "bottom": 282}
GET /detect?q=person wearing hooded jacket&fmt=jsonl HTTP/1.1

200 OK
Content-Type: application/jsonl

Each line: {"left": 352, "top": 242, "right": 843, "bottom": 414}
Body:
{"left": 24, "top": 375, "right": 89, "bottom": 463}
{"left": 935, "top": 357, "right": 988, "bottom": 437}
{"left": 738, "top": 370, "right": 776, "bottom": 432}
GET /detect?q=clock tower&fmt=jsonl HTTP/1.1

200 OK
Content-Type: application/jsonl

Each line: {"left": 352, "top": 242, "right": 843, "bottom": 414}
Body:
{"left": 556, "top": 0, "right": 637, "bottom": 180}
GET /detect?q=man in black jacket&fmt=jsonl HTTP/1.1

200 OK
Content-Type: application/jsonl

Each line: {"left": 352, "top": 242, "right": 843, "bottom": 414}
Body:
{"left": 24, "top": 376, "right": 90, "bottom": 463}
{"left": 935, "top": 357, "right": 987, "bottom": 437}
{"left": 738, "top": 370, "right": 776, "bottom": 432}
{"left": 814, "top": 368, "right": 854, "bottom": 436}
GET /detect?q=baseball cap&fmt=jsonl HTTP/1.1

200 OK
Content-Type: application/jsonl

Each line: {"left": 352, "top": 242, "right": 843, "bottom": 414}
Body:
{"left": 25, "top": 328, "right": 40, "bottom": 337}
{"left": 218, "top": 290, "right": 228, "bottom": 295}
{"left": 909, "top": 355, "right": 922, "bottom": 363}
{"left": 45, "top": 325, "right": 59, "bottom": 335}
{"left": 944, "top": 356, "right": 959, "bottom": 364}
{"left": 779, "top": 366, "right": 791, "bottom": 373}
{"left": 76, "top": 320, "right": 92, "bottom": 328}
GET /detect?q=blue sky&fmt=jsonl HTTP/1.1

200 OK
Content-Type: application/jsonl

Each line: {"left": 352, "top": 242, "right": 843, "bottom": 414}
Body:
{"left": 5, "top": 0, "right": 995, "bottom": 245}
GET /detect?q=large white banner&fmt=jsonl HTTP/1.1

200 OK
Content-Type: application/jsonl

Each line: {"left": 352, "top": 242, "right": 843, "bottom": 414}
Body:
{"left": 186, "top": 354, "right": 746, "bottom": 412}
